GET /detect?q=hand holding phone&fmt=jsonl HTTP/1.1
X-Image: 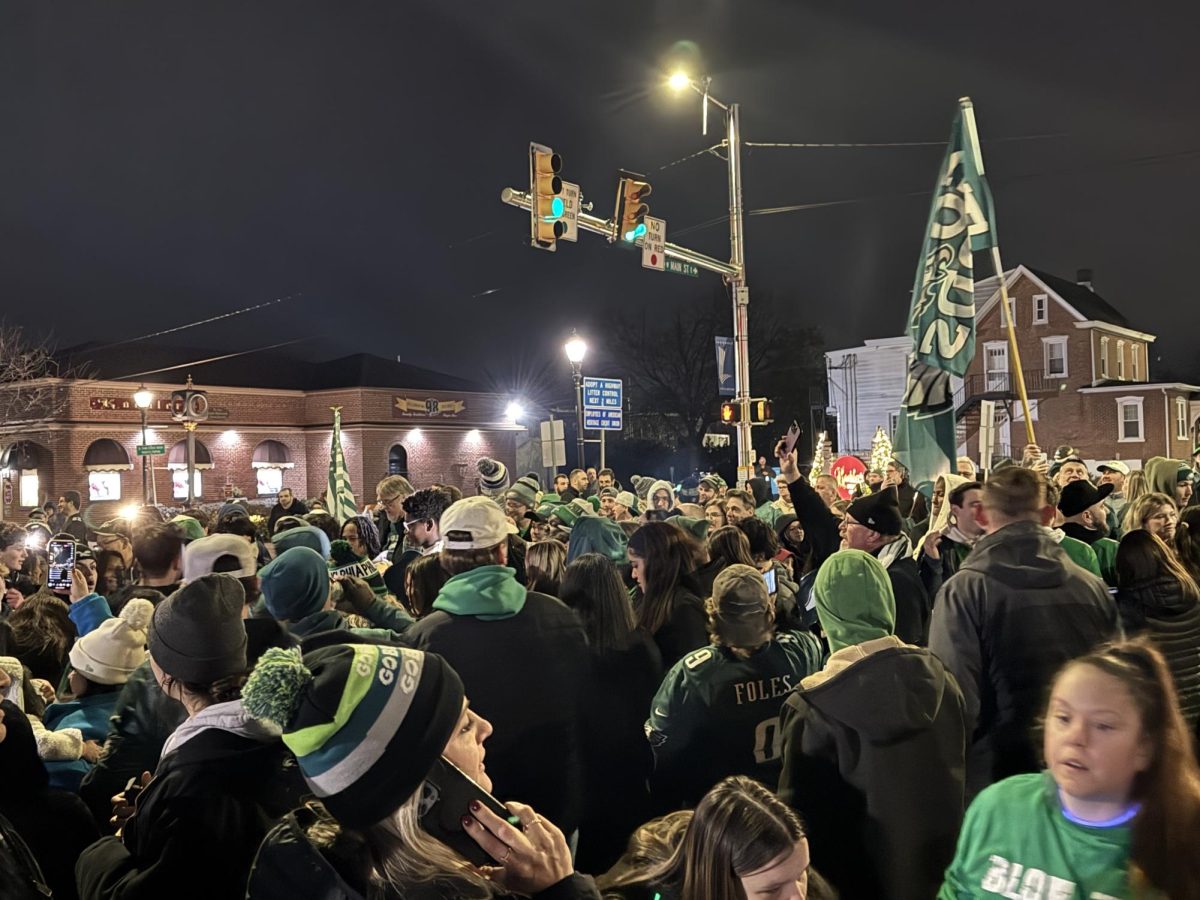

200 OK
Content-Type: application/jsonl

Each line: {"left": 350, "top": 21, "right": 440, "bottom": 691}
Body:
{"left": 783, "top": 420, "right": 802, "bottom": 456}
{"left": 47, "top": 540, "right": 76, "bottom": 593}
{"left": 420, "top": 756, "right": 512, "bottom": 867}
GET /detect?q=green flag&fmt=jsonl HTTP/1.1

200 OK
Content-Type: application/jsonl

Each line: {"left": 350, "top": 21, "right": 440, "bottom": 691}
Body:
{"left": 895, "top": 98, "right": 997, "bottom": 485}
{"left": 327, "top": 407, "right": 358, "bottom": 524}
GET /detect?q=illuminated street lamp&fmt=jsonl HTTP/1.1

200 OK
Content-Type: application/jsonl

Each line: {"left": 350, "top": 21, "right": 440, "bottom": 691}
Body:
{"left": 564, "top": 331, "right": 587, "bottom": 468}
{"left": 505, "top": 400, "right": 525, "bottom": 423}
{"left": 133, "top": 386, "right": 154, "bottom": 504}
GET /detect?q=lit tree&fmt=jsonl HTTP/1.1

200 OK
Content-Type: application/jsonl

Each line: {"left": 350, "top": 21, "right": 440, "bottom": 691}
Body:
{"left": 869, "top": 426, "right": 893, "bottom": 475}
{"left": 809, "top": 431, "right": 831, "bottom": 485}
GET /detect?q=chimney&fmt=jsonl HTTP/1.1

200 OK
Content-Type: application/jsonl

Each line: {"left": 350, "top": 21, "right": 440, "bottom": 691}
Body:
{"left": 1076, "top": 268, "right": 1094, "bottom": 291}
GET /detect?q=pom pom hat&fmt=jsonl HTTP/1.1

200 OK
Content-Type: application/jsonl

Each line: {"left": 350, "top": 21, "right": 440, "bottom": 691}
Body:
{"left": 69, "top": 598, "right": 155, "bottom": 685}
{"left": 243, "top": 644, "right": 464, "bottom": 828}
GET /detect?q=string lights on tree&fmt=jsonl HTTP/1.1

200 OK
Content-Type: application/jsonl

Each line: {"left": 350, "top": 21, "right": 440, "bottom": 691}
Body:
{"left": 869, "top": 425, "right": 893, "bottom": 476}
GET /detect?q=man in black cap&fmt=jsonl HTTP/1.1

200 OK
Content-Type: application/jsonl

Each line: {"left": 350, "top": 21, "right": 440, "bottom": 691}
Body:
{"left": 1058, "top": 480, "right": 1120, "bottom": 585}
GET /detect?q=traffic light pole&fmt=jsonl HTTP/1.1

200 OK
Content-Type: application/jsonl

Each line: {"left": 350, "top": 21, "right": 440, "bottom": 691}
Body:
{"left": 724, "top": 101, "right": 754, "bottom": 488}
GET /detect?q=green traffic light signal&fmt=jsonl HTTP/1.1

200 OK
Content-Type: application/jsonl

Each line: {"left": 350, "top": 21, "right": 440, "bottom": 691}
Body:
{"left": 623, "top": 222, "right": 647, "bottom": 242}
{"left": 550, "top": 196, "right": 564, "bottom": 218}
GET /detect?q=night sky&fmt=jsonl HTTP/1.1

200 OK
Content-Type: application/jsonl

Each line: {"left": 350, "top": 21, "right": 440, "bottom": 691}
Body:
{"left": 3, "top": 1, "right": 1199, "bottom": 396}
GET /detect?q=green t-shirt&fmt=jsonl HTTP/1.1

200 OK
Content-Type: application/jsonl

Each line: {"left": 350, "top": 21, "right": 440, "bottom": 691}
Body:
{"left": 940, "top": 772, "right": 1146, "bottom": 899}
{"left": 1060, "top": 535, "right": 1103, "bottom": 579}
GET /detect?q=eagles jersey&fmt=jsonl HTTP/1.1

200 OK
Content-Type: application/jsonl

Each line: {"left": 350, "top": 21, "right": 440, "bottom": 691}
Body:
{"left": 646, "top": 631, "right": 824, "bottom": 809}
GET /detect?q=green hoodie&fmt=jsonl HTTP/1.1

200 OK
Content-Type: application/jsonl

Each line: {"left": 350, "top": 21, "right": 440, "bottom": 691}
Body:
{"left": 940, "top": 772, "right": 1146, "bottom": 899}
{"left": 1143, "top": 456, "right": 1188, "bottom": 499}
{"left": 813, "top": 549, "right": 896, "bottom": 652}
{"left": 431, "top": 564, "right": 526, "bottom": 621}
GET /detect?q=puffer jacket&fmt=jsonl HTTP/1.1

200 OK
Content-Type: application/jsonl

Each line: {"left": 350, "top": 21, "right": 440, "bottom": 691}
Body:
{"left": 1116, "top": 574, "right": 1200, "bottom": 730}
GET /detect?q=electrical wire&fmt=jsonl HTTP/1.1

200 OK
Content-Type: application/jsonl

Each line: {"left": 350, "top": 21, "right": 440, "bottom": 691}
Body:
{"left": 110, "top": 337, "right": 312, "bottom": 382}
{"left": 87, "top": 293, "right": 301, "bottom": 353}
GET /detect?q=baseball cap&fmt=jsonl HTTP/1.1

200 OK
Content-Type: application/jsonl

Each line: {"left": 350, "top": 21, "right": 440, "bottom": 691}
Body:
{"left": 709, "top": 564, "right": 773, "bottom": 647}
{"left": 183, "top": 533, "right": 258, "bottom": 582}
{"left": 94, "top": 519, "right": 132, "bottom": 541}
{"left": 1096, "top": 460, "right": 1130, "bottom": 476}
{"left": 439, "top": 497, "right": 508, "bottom": 550}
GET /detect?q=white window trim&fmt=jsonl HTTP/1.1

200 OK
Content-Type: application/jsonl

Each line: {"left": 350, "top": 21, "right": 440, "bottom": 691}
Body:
{"left": 1131, "top": 344, "right": 1140, "bottom": 381}
{"left": 1099, "top": 336, "right": 1109, "bottom": 379}
{"left": 1177, "top": 397, "right": 1189, "bottom": 440}
{"left": 1032, "top": 293, "right": 1048, "bottom": 324}
{"left": 1042, "top": 336, "right": 1069, "bottom": 379}
{"left": 1116, "top": 340, "right": 1126, "bottom": 380}
{"left": 1117, "top": 396, "right": 1145, "bottom": 443}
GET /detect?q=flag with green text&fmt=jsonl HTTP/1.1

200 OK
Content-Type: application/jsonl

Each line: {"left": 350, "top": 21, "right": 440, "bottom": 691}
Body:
{"left": 894, "top": 98, "right": 998, "bottom": 485}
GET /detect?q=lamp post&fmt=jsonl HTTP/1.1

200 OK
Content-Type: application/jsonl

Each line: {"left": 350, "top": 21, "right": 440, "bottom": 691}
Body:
{"left": 668, "top": 71, "right": 753, "bottom": 486}
{"left": 564, "top": 330, "right": 588, "bottom": 469}
{"left": 133, "top": 386, "right": 154, "bottom": 504}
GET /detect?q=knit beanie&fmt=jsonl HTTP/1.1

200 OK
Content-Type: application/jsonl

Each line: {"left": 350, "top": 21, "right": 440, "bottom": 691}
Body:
{"left": 272, "top": 525, "right": 331, "bottom": 560}
{"left": 747, "top": 477, "right": 771, "bottom": 509}
{"left": 328, "top": 540, "right": 387, "bottom": 596}
{"left": 567, "top": 515, "right": 629, "bottom": 564}
{"left": 242, "top": 644, "right": 464, "bottom": 828}
{"left": 710, "top": 564, "right": 774, "bottom": 648}
{"left": 260, "top": 547, "right": 330, "bottom": 621}
{"left": 69, "top": 598, "right": 154, "bottom": 685}
{"left": 846, "top": 486, "right": 903, "bottom": 536}
{"left": 614, "top": 491, "right": 640, "bottom": 515}
{"left": 505, "top": 474, "right": 540, "bottom": 509}
{"left": 698, "top": 474, "right": 722, "bottom": 492}
{"left": 812, "top": 550, "right": 896, "bottom": 653}
{"left": 477, "top": 458, "right": 510, "bottom": 498}
{"left": 149, "top": 575, "right": 248, "bottom": 683}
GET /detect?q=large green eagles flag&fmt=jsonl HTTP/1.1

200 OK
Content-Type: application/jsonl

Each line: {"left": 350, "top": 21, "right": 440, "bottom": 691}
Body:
{"left": 328, "top": 407, "right": 359, "bottom": 524}
{"left": 894, "top": 98, "right": 998, "bottom": 485}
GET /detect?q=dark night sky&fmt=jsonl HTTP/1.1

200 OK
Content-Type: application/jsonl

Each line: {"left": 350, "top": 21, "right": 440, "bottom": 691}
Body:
{"left": 3, "top": 1, "right": 1199, "bottom": 396}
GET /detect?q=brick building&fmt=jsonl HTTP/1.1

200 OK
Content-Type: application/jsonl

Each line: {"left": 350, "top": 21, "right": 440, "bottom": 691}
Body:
{"left": 0, "top": 345, "right": 520, "bottom": 525}
{"left": 959, "top": 266, "right": 1199, "bottom": 467}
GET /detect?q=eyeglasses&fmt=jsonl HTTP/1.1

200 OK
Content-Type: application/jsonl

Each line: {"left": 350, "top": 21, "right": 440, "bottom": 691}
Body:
{"left": 378, "top": 494, "right": 402, "bottom": 506}
{"left": 402, "top": 518, "right": 428, "bottom": 531}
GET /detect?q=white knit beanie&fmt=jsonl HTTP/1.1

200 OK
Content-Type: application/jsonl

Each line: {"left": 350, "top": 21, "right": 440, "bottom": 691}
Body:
{"left": 68, "top": 599, "right": 154, "bottom": 685}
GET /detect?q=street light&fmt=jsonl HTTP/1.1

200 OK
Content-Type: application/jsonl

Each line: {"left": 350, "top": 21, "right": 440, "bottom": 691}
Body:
{"left": 667, "top": 70, "right": 752, "bottom": 486}
{"left": 133, "top": 386, "right": 154, "bottom": 505}
{"left": 564, "top": 331, "right": 587, "bottom": 469}
{"left": 505, "top": 400, "right": 525, "bottom": 423}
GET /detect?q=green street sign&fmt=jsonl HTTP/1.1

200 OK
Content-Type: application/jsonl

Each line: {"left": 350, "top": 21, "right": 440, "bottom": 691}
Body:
{"left": 136, "top": 444, "right": 166, "bottom": 456}
{"left": 664, "top": 258, "right": 699, "bottom": 278}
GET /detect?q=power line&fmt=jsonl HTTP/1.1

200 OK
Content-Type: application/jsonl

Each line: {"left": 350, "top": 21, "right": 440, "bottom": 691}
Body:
{"left": 88, "top": 292, "right": 301, "bottom": 353}
{"left": 110, "top": 337, "right": 312, "bottom": 382}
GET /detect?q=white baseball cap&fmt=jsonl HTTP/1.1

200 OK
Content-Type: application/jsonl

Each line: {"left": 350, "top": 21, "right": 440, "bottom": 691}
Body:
{"left": 183, "top": 533, "right": 258, "bottom": 582}
{"left": 439, "top": 497, "right": 509, "bottom": 550}
{"left": 1097, "top": 460, "right": 1131, "bottom": 476}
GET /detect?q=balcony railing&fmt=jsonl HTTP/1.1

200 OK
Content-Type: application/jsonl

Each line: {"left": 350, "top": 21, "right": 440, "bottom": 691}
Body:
{"left": 960, "top": 368, "right": 1056, "bottom": 405}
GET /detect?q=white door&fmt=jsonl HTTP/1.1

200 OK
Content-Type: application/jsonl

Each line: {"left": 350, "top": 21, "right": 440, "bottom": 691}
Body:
{"left": 985, "top": 343, "right": 1009, "bottom": 392}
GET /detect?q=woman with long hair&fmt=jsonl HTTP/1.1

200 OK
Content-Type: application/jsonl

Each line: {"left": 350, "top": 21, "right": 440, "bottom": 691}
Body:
{"left": 525, "top": 541, "right": 566, "bottom": 597}
{"left": 1175, "top": 507, "right": 1200, "bottom": 585}
{"left": 1115, "top": 530, "right": 1200, "bottom": 729}
{"left": 404, "top": 552, "right": 451, "bottom": 619}
{"left": 599, "top": 775, "right": 824, "bottom": 900}
{"left": 627, "top": 523, "right": 707, "bottom": 667}
{"left": 92, "top": 550, "right": 126, "bottom": 599}
{"left": 704, "top": 501, "right": 727, "bottom": 531}
{"left": 341, "top": 514, "right": 382, "bottom": 561}
{"left": 693, "top": 526, "right": 757, "bottom": 598}
{"left": 940, "top": 639, "right": 1200, "bottom": 899}
{"left": 559, "top": 553, "right": 663, "bottom": 872}
{"left": 1122, "top": 492, "right": 1179, "bottom": 544}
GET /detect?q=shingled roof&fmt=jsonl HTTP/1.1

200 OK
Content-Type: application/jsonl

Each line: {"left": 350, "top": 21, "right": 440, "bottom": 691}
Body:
{"left": 1027, "top": 268, "right": 1131, "bottom": 329}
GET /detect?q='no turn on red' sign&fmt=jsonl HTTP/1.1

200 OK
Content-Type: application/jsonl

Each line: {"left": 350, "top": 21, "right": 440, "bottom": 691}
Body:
{"left": 641, "top": 216, "right": 665, "bottom": 271}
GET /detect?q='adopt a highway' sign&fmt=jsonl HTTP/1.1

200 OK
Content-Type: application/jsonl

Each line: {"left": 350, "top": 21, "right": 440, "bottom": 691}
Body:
{"left": 582, "top": 377, "right": 623, "bottom": 431}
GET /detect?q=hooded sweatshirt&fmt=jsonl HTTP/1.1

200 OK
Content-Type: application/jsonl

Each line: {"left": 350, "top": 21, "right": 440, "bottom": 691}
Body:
{"left": 645, "top": 479, "right": 677, "bottom": 513}
{"left": 780, "top": 636, "right": 966, "bottom": 900}
{"left": 812, "top": 550, "right": 895, "bottom": 651}
{"left": 1144, "top": 455, "right": 1188, "bottom": 499}
{"left": 431, "top": 565, "right": 526, "bottom": 620}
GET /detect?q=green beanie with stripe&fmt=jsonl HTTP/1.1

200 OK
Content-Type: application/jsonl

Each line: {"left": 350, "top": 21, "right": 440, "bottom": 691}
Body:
{"left": 243, "top": 643, "right": 464, "bottom": 828}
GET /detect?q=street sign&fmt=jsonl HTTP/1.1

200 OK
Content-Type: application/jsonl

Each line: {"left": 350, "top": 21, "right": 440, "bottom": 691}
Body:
{"left": 136, "top": 444, "right": 166, "bottom": 456}
{"left": 641, "top": 216, "right": 665, "bottom": 270}
{"left": 561, "top": 181, "right": 580, "bottom": 242}
{"left": 584, "top": 408, "right": 623, "bottom": 431}
{"left": 539, "top": 419, "right": 567, "bottom": 468}
{"left": 664, "top": 258, "right": 699, "bottom": 278}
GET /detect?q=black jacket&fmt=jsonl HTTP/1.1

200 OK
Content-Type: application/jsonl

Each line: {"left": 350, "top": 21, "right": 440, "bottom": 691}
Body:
{"left": 786, "top": 476, "right": 841, "bottom": 568}
{"left": 267, "top": 498, "right": 309, "bottom": 534}
{"left": 1116, "top": 574, "right": 1200, "bottom": 730}
{"left": 77, "top": 725, "right": 304, "bottom": 899}
{"left": 778, "top": 639, "right": 966, "bottom": 900}
{"left": 917, "top": 533, "right": 971, "bottom": 600}
{"left": 877, "top": 549, "right": 931, "bottom": 646}
{"left": 647, "top": 587, "right": 708, "bottom": 670}
{"left": 403, "top": 591, "right": 591, "bottom": 834}
{"left": 929, "top": 521, "right": 1121, "bottom": 798}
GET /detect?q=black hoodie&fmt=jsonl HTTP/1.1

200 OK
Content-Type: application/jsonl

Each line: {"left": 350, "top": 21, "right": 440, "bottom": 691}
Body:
{"left": 778, "top": 639, "right": 966, "bottom": 900}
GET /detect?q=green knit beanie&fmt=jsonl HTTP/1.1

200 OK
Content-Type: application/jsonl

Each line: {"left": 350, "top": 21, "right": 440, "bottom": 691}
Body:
{"left": 812, "top": 549, "right": 896, "bottom": 653}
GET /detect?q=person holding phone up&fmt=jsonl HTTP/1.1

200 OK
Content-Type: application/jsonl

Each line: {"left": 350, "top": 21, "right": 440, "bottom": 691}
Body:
{"left": 241, "top": 643, "right": 600, "bottom": 900}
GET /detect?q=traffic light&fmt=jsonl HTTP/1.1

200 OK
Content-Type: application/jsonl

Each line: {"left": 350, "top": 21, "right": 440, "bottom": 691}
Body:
{"left": 618, "top": 173, "right": 652, "bottom": 242}
{"left": 720, "top": 401, "right": 741, "bottom": 424}
{"left": 529, "top": 143, "right": 566, "bottom": 251}
{"left": 749, "top": 399, "right": 773, "bottom": 424}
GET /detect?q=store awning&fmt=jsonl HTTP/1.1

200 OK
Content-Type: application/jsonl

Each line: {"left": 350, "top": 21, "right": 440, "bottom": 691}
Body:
{"left": 0, "top": 441, "right": 44, "bottom": 471}
{"left": 82, "top": 438, "right": 133, "bottom": 472}
{"left": 252, "top": 439, "right": 294, "bottom": 469}
{"left": 167, "top": 439, "right": 213, "bottom": 470}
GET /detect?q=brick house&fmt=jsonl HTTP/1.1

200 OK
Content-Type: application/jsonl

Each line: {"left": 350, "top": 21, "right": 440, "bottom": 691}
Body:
{"left": 0, "top": 345, "right": 521, "bottom": 525}
{"left": 958, "top": 266, "right": 1198, "bottom": 468}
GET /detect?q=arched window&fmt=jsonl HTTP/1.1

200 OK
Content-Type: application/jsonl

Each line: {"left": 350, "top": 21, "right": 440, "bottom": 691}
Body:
{"left": 388, "top": 444, "right": 408, "bottom": 477}
{"left": 252, "top": 440, "right": 294, "bottom": 496}
{"left": 82, "top": 438, "right": 133, "bottom": 501}
{"left": 168, "top": 439, "right": 213, "bottom": 500}
{"left": 1, "top": 441, "right": 50, "bottom": 508}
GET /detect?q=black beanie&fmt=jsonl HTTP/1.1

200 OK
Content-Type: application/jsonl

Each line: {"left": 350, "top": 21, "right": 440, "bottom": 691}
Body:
{"left": 149, "top": 575, "right": 248, "bottom": 684}
{"left": 847, "top": 486, "right": 903, "bottom": 536}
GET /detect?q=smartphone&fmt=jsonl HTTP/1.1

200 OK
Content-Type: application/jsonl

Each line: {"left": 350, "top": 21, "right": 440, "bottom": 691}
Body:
{"left": 783, "top": 420, "right": 802, "bottom": 456}
{"left": 419, "top": 756, "right": 513, "bottom": 867}
{"left": 123, "top": 775, "right": 144, "bottom": 805}
{"left": 47, "top": 539, "right": 75, "bottom": 593}
{"left": 763, "top": 568, "right": 778, "bottom": 594}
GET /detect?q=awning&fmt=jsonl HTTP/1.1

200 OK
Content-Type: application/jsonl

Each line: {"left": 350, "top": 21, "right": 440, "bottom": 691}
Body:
{"left": 252, "top": 439, "right": 294, "bottom": 469}
{"left": 0, "top": 441, "right": 44, "bottom": 471}
{"left": 83, "top": 438, "right": 133, "bottom": 472}
{"left": 167, "top": 439, "right": 214, "bottom": 470}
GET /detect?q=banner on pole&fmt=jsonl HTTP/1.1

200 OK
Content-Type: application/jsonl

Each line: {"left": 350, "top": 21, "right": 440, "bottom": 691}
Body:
{"left": 715, "top": 337, "right": 736, "bottom": 397}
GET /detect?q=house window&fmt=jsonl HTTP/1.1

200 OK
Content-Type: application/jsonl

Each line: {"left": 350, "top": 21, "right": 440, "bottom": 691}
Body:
{"left": 172, "top": 470, "right": 203, "bottom": 500}
{"left": 1131, "top": 344, "right": 1140, "bottom": 380}
{"left": 1043, "top": 337, "right": 1068, "bottom": 378}
{"left": 1117, "top": 397, "right": 1144, "bottom": 443}
{"left": 88, "top": 472, "right": 122, "bottom": 502}
{"left": 1117, "top": 340, "right": 1126, "bottom": 380}
{"left": 1099, "top": 336, "right": 1109, "bottom": 379}
{"left": 1032, "top": 294, "right": 1048, "bottom": 324}
{"left": 1178, "top": 397, "right": 1189, "bottom": 440}
{"left": 256, "top": 467, "right": 284, "bottom": 496}
{"left": 19, "top": 470, "right": 39, "bottom": 508}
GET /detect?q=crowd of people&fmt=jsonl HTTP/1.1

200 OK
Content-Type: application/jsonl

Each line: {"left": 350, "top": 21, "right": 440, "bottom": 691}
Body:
{"left": 0, "top": 443, "right": 1198, "bottom": 899}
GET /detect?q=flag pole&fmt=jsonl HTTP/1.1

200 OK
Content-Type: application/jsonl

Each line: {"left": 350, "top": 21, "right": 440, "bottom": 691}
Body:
{"left": 959, "top": 98, "right": 1036, "bottom": 445}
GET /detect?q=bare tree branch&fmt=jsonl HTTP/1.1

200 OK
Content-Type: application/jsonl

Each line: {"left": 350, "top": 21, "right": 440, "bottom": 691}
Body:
{"left": 0, "top": 323, "right": 86, "bottom": 427}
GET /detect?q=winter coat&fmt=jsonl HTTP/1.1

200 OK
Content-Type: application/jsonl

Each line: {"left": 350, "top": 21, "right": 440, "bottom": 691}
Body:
{"left": 1116, "top": 574, "right": 1200, "bottom": 730}
{"left": 646, "top": 586, "right": 708, "bottom": 670}
{"left": 77, "top": 702, "right": 304, "bottom": 900}
{"left": 0, "top": 700, "right": 100, "bottom": 900}
{"left": 785, "top": 476, "right": 842, "bottom": 568}
{"left": 778, "top": 636, "right": 966, "bottom": 900}
{"left": 267, "top": 498, "right": 309, "bottom": 535}
{"left": 917, "top": 533, "right": 971, "bottom": 600}
{"left": 283, "top": 607, "right": 404, "bottom": 643}
{"left": 873, "top": 537, "right": 931, "bottom": 647}
{"left": 575, "top": 629, "right": 663, "bottom": 874}
{"left": 42, "top": 691, "right": 121, "bottom": 792}
{"left": 403, "top": 567, "right": 591, "bottom": 835}
{"left": 929, "top": 521, "right": 1121, "bottom": 798}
